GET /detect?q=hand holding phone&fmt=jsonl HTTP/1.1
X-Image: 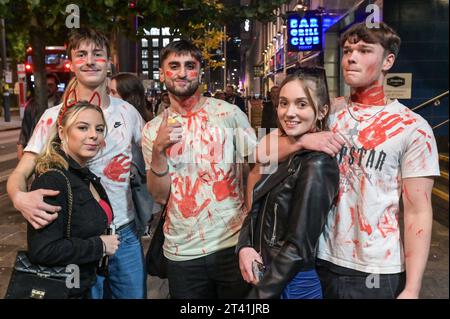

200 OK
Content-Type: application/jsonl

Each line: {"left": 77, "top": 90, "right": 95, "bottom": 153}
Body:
{"left": 252, "top": 260, "right": 265, "bottom": 284}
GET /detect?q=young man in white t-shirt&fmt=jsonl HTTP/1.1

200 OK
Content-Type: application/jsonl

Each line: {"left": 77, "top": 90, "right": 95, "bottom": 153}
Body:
{"left": 251, "top": 22, "right": 439, "bottom": 299}
{"left": 142, "top": 40, "right": 256, "bottom": 298}
{"left": 7, "top": 28, "right": 146, "bottom": 299}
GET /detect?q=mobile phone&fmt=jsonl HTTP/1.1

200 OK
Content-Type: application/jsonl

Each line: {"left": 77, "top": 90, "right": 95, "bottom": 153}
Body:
{"left": 252, "top": 260, "right": 265, "bottom": 284}
{"left": 97, "top": 226, "right": 114, "bottom": 276}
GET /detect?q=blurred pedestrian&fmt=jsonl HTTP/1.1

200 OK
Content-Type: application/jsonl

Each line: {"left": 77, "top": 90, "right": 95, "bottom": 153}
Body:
{"left": 17, "top": 73, "right": 62, "bottom": 159}
{"left": 225, "top": 84, "right": 246, "bottom": 114}
{"left": 155, "top": 91, "right": 170, "bottom": 116}
{"left": 260, "top": 85, "right": 280, "bottom": 133}
{"left": 214, "top": 90, "right": 226, "bottom": 100}
{"left": 110, "top": 72, "right": 151, "bottom": 122}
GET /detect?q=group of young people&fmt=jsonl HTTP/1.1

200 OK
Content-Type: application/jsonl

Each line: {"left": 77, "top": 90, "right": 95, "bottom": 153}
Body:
{"left": 7, "top": 20, "right": 439, "bottom": 299}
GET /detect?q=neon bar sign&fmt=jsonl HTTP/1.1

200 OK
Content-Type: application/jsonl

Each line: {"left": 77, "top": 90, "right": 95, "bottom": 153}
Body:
{"left": 287, "top": 12, "right": 322, "bottom": 51}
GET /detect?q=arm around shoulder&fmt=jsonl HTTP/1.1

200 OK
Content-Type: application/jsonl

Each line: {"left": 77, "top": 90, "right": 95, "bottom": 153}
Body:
{"left": 7, "top": 152, "right": 60, "bottom": 229}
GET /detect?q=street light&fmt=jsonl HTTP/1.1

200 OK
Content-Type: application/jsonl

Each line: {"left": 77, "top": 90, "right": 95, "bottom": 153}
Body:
{"left": 294, "top": 1, "right": 306, "bottom": 11}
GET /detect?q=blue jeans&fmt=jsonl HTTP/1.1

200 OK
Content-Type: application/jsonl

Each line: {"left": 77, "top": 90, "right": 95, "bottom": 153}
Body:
{"left": 91, "top": 221, "right": 147, "bottom": 299}
{"left": 281, "top": 269, "right": 323, "bottom": 299}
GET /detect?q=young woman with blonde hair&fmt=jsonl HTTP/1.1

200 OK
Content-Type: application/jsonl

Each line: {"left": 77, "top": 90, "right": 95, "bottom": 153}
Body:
{"left": 27, "top": 100, "right": 119, "bottom": 298}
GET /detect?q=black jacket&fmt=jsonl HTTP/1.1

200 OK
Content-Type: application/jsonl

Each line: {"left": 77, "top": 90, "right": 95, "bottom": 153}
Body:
{"left": 260, "top": 100, "right": 278, "bottom": 131}
{"left": 236, "top": 150, "right": 339, "bottom": 298}
{"left": 18, "top": 94, "right": 62, "bottom": 148}
{"left": 227, "top": 95, "right": 247, "bottom": 114}
{"left": 27, "top": 155, "right": 112, "bottom": 298}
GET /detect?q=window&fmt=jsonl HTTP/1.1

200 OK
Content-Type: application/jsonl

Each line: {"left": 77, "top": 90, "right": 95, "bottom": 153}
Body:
{"left": 45, "top": 54, "right": 60, "bottom": 64}
{"left": 152, "top": 38, "right": 159, "bottom": 47}
{"left": 142, "top": 60, "right": 148, "bottom": 69}
{"left": 142, "top": 50, "right": 148, "bottom": 58}
{"left": 163, "top": 38, "right": 170, "bottom": 47}
{"left": 141, "top": 38, "right": 148, "bottom": 48}
{"left": 162, "top": 27, "right": 171, "bottom": 36}
{"left": 153, "top": 50, "right": 159, "bottom": 59}
{"left": 153, "top": 71, "right": 160, "bottom": 80}
{"left": 150, "top": 28, "right": 160, "bottom": 36}
{"left": 153, "top": 60, "right": 159, "bottom": 69}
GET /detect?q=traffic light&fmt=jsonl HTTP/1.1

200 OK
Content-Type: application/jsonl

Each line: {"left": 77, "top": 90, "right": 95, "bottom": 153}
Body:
{"left": 129, "top": 1, "right": 136, "bottom": 9}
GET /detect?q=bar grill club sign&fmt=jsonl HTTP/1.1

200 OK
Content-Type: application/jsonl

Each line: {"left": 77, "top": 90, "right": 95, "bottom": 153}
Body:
{"left": 287, "top": 11, "right": 322, "bottom": 52}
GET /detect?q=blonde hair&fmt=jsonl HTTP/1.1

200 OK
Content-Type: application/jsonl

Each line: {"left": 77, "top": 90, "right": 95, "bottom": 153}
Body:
{"left": 35, "top": 100, "right": 107, "bottom": 175}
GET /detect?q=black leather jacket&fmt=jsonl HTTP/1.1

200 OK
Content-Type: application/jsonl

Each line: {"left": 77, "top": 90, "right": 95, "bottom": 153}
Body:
{"left": 28, "top": 155, "right": 112, "bottom": 298}
{"left": 237, "top": 150, "right": 339, "bottom": 298}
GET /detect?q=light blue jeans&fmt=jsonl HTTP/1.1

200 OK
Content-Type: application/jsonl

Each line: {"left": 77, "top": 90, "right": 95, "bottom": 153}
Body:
{"left": 91, "top": 221, "right": 147, "bottom": 299}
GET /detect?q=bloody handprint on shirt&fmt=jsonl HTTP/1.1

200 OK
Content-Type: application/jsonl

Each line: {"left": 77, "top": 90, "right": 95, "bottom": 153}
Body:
{"left": 358, "top": 112, "right": 416, "bottom": 149}
{"left": 103, "top": 154, "right": 131, "bottom": 182}
{"left": 210, "top": 164, "right": 238, "bottom": 202}
{"left": 171, "top": 176, "right": 211, "bottom": 218}
{"left": 199, "top": 127, "right": 226, "bottom": 163}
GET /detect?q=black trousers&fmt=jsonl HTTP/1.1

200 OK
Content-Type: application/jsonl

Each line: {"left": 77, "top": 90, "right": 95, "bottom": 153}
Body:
{"left": 316, "top": 259, "right": 406, "bottom": 299}
{"left": 167, "top": 246, "right": 251, "bottom": 299}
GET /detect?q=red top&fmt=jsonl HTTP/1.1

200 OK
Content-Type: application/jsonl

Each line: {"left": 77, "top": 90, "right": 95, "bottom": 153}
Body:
{"left": 98, "top": 199, "right": 113, "bottom": 225}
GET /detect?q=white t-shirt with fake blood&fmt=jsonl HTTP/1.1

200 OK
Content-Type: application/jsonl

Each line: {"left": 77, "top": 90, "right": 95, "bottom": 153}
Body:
{"left": 317, "top": 98, "right": 440, "bottom": 274}
{"left": 142, "top": 97, "right": 256, "bottom": 261}
{"left": 24, "top": 97, "right": 145, "bottom": 228}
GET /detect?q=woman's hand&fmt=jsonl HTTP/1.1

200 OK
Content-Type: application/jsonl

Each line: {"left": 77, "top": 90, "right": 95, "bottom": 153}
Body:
{"left": 238, "top": 247, "right": 263, "bottom": 285}
{"left": 100, "top": 234, "right": 120, "bottom": 256}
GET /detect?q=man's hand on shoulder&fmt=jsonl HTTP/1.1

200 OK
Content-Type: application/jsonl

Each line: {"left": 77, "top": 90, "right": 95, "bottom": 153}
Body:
{"left": 13, "top": 189, "right": 60, "bottom": 229}
{"left": 298, "top": 131, "right": 344, "bottom": 157}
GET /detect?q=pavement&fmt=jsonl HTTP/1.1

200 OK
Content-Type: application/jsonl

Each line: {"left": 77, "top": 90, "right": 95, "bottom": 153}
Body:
{"left": 0, "top": 115, "right": 21, "bottom": 132}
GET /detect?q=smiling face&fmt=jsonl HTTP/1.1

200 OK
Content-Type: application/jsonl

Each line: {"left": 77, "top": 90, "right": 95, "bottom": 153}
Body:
{"left": 159, "top": 52, "right": 201, "bottom": 98}
{"left": 277, "top": 80, "right": 320, "bottom": 138}
{"left": 70, "top": 40, "right": 109, "bottom": 89}
{"left": 59, "top": 108, "right": 105, "bottom": 166}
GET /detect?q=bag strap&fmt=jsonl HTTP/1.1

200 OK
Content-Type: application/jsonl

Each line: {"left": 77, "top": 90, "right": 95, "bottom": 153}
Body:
{"left": 160, "top": 204, "right": 167, "bottom": 220}
{"left": 45, "top": 169, "right": 73, "bottom": 239}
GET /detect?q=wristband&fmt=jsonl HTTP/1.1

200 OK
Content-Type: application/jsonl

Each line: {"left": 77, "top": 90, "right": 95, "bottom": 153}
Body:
{"left": 150, "top": 164, "right": 169, "bottom": 177}
{"left": 102, "top": 240, "right": 107, "bottom": 257}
